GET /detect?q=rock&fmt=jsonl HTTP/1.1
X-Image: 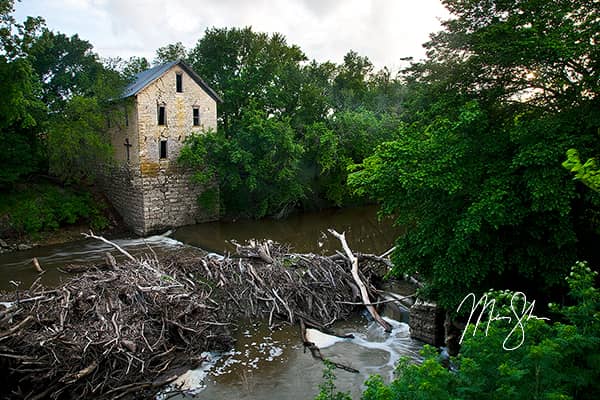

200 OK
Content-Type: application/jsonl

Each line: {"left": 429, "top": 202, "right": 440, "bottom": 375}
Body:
{"left": 17, "top": 243, "right": 33, "bottom": 251}
{"left": 0, "top": 238, "right": 8, "bottom": 248}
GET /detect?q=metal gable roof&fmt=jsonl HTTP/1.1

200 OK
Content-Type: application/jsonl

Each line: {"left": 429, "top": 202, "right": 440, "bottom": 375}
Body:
{"left": 121, "top": 60, "right": 223, "bottom": 103}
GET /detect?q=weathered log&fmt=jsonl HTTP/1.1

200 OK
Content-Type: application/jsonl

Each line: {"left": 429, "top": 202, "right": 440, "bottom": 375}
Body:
{"left": 328, "top": 229, "right": 392, "bottom": 332}
{"left": 32, "top": 257, "right": 44, "bottom": 273}
{"left": 82, "top": 230, "right": 136, "bottom": 263}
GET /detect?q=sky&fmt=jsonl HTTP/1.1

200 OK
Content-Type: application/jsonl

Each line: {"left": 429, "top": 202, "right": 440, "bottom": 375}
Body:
{"left": 13, "top": 0, "right": 450, "bottom": 71}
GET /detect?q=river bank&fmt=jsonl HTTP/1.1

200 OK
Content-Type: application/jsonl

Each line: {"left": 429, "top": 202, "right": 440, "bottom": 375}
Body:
{"left": 0, "top": 222, "right": 130, "bottom": 255}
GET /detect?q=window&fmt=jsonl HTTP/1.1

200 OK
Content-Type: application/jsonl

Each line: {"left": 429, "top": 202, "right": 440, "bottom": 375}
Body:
{"left": 159, "top": 140, "right": 168, "bottom": 159}
{"left": 124, "top": 110, "right": 128, "bottom": 127}
{"left": 193, "top": 107, "right": 200, "bottom": 126}
{"left": 158, "top": 105, "right": 166, "bottom": 125}
{"left": 176, "top": 73, "right": 183, "bottom": 93}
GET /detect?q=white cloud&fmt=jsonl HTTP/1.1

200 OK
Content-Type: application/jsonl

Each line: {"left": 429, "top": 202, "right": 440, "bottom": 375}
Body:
{"left": 13, "top": 0, "right": 449, "bottom": 70}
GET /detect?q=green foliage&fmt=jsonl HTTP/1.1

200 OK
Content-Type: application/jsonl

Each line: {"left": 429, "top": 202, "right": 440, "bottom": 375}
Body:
{"left": 188, "top": 27, "right": 308, "bottom": 133}
{"left": 563, "top": 148, "right": 600, "bottom": 193}
{"left": 153, "top": 41, "right": 188, "bottom": 65}
{"left": 349, "top": 0, "right": 600, "bottom": 308}
{"left": 47, "top": 95, "right": 113, "bottom": 184}
{"left": 180, "top": 107, "right": 305, "bottom": 218}
{"left": 120, "top": 56, "right": 150, "bottom": 80}
{"left": 307, "top": 110, "right": 400, "bottom": 206}
{"left": 358, "top": 262, "right": 600, "bottom": 400}
{"left": 0, "top": 3, "right": 45, "bottom": 188}
{"left": 1, "top": 3, "right": 123, "bottom": 187}
{"left": 0, "top": 183, "right": 108, "bottom": 235}
{"left": 314, "top": 361, "right": 352, "bottom": 400}
{"left": 184, "top": 26, "right": 408, "bottom": 216}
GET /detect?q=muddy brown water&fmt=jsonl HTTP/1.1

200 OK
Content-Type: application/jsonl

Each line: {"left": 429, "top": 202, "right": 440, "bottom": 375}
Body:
{"left": 0, "top": 206, "right": 420, "bottom": 399}
{"left": 0, "top": 206, "right": 402, "bottom": 291}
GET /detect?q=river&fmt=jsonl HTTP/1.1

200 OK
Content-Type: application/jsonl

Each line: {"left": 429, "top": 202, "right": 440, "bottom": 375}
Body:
{"left": 0, "top": 206, "right": 421, "bottom": 399}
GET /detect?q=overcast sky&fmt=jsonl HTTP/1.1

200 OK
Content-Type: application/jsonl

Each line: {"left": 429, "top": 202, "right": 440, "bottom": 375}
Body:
{"left": 14, "top": 0, "right": 450, "bottom": 71}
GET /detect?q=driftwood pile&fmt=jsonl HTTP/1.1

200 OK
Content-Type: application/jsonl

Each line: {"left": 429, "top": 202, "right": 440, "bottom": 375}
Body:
{"left": 0, "top": 233, "right": 396, "bottom": 399}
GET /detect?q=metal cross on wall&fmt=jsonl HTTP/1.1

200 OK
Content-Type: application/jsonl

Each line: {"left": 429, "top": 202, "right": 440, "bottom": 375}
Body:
{"left": 124, "top": 138, "right": 132, "bottom": 162}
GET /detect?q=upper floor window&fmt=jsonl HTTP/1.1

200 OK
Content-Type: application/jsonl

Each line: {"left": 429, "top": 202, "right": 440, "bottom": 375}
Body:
{"left": 176, "top": 73, "right": 183, "bottom": 93}
{"left": 193, "top": 107, "right": 200, "bottom": 126}
{"left": 158, "top": 105, "right": 166, "bottom": 126}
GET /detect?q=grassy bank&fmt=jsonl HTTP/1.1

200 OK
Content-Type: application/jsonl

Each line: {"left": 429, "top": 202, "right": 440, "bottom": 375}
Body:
{"left": 0, "top": 181, "right": 116, "bottom": 245}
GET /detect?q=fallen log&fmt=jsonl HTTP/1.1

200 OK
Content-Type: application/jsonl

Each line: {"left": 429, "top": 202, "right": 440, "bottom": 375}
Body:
{"left": 32, "top": 257, "right": 44, "bottom": 274}
{"left": 328, "top": 229, "right": 392, "bottom": 332}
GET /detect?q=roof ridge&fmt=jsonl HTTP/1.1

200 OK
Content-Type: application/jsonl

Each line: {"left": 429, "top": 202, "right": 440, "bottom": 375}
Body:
{"left": 120, "top": 60, "right": 221, "bottom": 103}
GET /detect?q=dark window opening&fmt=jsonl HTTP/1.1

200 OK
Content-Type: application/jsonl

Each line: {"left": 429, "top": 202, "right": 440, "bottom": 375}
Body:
{"left": 124, "top": 138, "right": 132, "bottom": 162}
{"left": 159, "top": 140, "right": 168, "bottom": 159}
{"left": 193, "top": 107, "right": 200, "bottom": 126}
{"left": 124, "top": 110, "right": 129, "bottom": 127}
{"left": 158, "top": 105, "right": 166, "bottom": 125}
{"left": 176, "top": 73, "right": 183, "bottom": 92}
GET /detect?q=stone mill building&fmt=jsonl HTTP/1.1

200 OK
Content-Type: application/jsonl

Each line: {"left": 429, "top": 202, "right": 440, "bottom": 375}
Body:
{"left": 100, "top": 60, "right": 222, "bottom": 235}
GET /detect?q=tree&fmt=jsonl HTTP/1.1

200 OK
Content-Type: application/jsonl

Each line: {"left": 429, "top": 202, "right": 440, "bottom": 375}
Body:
{"left": 180, "top": 106, "right": 305, "bottom": 218}
{"left": 121, "top": 56, "right": 150, "bottom": 80}
{"left": 332, "top": 50, "right": 373, "bottom": 111}
{"left": 153, "top": 41, "right": 187, "bottom": 65}
{"left": 0, "top": 1, "right": 124, "bottom": 187}
{"left": 308, "top": 110, "right": 400, "bottom": 206}
{"left": 349, "top": 0, "right": 600, "bottom": 307}
{"left": 188, "top": 27, "right": 307, "bottom": 133}
{"left": 0, "top": 0, "right": 45, "bottom": 187}
{"left": 22, "top": 27, "right": 124, "bottom": 184}
{"left": 24, "top": 29, "right": 105, "bottom": 112}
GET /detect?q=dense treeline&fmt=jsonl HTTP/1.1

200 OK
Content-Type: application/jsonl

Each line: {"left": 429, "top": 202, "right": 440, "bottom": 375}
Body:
{"left": 0, "top": 0, "right": 127, "bottom": 235}
{"left": 177, "top": 28, "right": 406, "bottom": 217}
{"left": 348, "top": 0, "right": 600, "bottom": 308}
{"left": 316, "top": 0, "right": 600, "bottom": 398}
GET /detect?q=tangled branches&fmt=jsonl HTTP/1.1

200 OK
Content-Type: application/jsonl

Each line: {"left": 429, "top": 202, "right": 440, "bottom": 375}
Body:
{"left": 0, "top": 239, "right": 391, "bottom": 399}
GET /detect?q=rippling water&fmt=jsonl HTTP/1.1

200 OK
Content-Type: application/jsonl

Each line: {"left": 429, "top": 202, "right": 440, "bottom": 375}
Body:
{"left": 165, "top": 315, "right": 421, "bottom": 400}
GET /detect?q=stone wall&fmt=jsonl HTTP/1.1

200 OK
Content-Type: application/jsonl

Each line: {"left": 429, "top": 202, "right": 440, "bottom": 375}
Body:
{"left": 139, "top": 165, "right": 218, "bottom": 234}
{"left": 136, "top": 64, "right": 217, "bottom": 166}
{"left": 409, "top": 299, "right": 446, "bottom": 346}
{"left": 99, "top": 164, "right": 218, "bottom": 235}
{"left": 97, "top": 165, "right": 146, "bottom": 235}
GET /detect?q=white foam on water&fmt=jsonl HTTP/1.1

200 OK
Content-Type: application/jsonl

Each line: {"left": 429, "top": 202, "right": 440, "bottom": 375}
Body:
{"left": 305, "top": 328, "right": 346, "bottom": 348}
{"left": 156, "top": 352, "right": 221, "bottom": 398}
{"left": 344, "top": 317, "right": 421, "bottom": 380}
{"left": 159, "top": 317, "right": 421, "bottom": 396}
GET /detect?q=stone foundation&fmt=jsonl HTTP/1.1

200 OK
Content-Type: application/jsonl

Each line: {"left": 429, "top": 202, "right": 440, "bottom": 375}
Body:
{"left": 99, "top": 164, "right": 217, "bottom": 236}
{"left": 409, "top": 299, "right": 445, "bottom": 346}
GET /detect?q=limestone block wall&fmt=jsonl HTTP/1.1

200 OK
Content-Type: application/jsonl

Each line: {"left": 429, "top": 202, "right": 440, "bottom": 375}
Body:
{"left": 107, "top": 100, "right": 140, "bottom": 165}
{"left": 141, "top": 166, "right": 217, "bottom": 234}
{"left": 97, "top": 165, "right": 146, "bottom": 235}
{"left": 409, "top": 300, "right": 446, "bottom": 346}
